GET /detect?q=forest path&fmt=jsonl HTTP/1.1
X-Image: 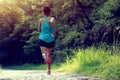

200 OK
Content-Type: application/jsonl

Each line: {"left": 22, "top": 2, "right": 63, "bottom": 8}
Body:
{"left": 0, "top": 69, "right": 100, "bottom": 80}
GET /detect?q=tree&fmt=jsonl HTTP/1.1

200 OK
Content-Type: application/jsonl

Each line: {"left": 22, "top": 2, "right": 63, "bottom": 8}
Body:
{"left": 0, "top": 2, "right": 25, "bottom": 65}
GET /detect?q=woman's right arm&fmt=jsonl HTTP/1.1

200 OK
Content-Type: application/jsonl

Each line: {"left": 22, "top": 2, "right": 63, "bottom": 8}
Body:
{"left": 49, "top": 17, "right": 58, "bottom": 39}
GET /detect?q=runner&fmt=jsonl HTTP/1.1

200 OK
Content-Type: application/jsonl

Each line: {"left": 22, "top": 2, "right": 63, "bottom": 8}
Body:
{"left": 38, "top": 5, "right": 56, "bottom": 75}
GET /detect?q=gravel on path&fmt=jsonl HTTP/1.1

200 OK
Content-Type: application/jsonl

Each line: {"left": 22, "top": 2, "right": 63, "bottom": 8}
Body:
{"left": 0, "top": 69, "right": 100, "bottom": 80}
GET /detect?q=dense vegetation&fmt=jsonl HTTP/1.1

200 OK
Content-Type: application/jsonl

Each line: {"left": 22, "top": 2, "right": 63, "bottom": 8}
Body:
{"left": 59, "top": 45, "right": 120, "bottom": 80}
{"left": 0, "top": 0, "right": 120, "bottom": 79}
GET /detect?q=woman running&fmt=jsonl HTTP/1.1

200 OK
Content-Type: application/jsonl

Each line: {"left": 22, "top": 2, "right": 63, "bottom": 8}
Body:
{"left": 38, "top": 5, "right": 56, "bottom": 75}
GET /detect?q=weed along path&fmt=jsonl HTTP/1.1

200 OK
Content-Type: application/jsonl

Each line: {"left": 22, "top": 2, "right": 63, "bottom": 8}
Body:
{"left": 0, "top": 69, "right": 100, "bottom": 80}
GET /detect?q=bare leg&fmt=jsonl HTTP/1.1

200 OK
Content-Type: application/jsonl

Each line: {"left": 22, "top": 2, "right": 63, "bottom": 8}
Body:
{"left": 40, "top": 46, "right": 52, "bottom": 75}
{"left": 40, "top": 47, "right": 47, "bottom": 61}
{"left": 46, "top": 48, "right": 52, "bottom": 75}
{"left": 40, "top": 47, "right": 47, "bottom": 54}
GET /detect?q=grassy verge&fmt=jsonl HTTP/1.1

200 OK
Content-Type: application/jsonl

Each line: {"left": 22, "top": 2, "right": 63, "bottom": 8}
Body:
{"left": 3, "top": 63, "right": 59, "bottom": 70}
{"left": 58, "top": 45, "right": 120, "bottom": 80}
{"left": 1, "top": 45, "right": 119, "bottom": 80}
{"left": 3, "top": 64, "right": 46, "bottom": 70}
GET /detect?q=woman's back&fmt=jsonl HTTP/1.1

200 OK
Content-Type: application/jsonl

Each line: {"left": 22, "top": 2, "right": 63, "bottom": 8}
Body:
{"left": 39, "top": 17, "right": 55, "bottom": 43}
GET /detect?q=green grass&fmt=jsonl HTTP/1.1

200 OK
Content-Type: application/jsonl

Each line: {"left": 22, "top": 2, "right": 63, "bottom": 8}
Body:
{"left": 4, "top": 64, "right": 47, "bottom": 70}
{"left": 58, "top": 46, "right": 120, "bottom": 80}
{"left": 1, "top": 45, "right": 120, "bottom": 80}
{"left": 4, "top": 63, "right": 59, "bottom": 70}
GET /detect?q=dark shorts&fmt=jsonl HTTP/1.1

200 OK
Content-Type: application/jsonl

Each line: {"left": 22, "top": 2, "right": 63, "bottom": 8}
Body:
{"left": 39, "top": 39, "right": 55, "bottom": 48}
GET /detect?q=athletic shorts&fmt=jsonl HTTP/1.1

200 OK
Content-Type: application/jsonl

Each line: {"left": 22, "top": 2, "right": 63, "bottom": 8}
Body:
{"left": 39, "top": 39, "right": 55, "bottom": 48}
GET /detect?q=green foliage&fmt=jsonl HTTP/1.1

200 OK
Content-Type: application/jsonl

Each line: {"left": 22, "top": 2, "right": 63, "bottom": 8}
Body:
{"left": 0, "top": 0, "right": 119, "bottom": 67}
{"left": 53, "top": 0, "right": 119, "bottom": 50}
{"left": 4, "top": 63, "right": 47, "bottom": 70}
{"left": 3, "top": 63, "right": 59, "bottom": 70}
{"left": 53, "top": 48, "right": 74, "bottom": 64}
{"left": 0, "top": 2, "right": 25, "bottom": 24}
{"left": 100, "top": 57, "right": 120, "bottom": 80}
{"left": 91, "top": 0, "right": 120, "bottom": 23}
{"left": 90, "top": 0, "right": 120, "bottom": 45}
{"left": 0, "top": 3, "right": 25, "bottom": 43}
{"left": 0, "top": 2, "right": 25, "bottom": 43}
{"left": 58, "top": 45, "right": 120, "bottom": 80}
{"left": 62, "top": 30, "right": 77, "bottom": 46}
{"left": 23, "top": 31, "right": 39, "bottom": 55}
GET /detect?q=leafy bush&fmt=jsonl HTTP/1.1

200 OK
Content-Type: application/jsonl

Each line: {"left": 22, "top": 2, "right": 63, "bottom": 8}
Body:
{"left": 58, "top": 45, "right": 120, "bottom": 80}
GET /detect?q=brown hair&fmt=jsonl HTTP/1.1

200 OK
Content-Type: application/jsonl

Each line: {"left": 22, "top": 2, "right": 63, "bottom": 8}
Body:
{"left": 43, "top": 5, "right": 51, "bottom": 16}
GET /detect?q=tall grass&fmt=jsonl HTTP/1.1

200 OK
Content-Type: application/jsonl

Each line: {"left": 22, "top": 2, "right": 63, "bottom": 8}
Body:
{"left": 58, "top": 45, "right": 120, "bottom": 80}
{"left": 3, "top": 64, "right": 47, "bottom": 70}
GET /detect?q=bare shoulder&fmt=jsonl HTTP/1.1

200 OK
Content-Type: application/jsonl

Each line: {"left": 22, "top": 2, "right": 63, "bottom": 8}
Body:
{"left": 39, "top": 18, "right": 44, "bottom": 23}
{"left": 49, "top": 17, "right": 55, "bottom": 23}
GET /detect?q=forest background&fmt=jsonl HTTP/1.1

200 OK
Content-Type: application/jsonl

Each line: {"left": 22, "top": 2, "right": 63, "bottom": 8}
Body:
{"left": 0, "top": 0, "right": 120, "bottom": 79}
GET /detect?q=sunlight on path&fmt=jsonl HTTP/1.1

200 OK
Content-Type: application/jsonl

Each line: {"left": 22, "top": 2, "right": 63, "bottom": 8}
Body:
{"left": 0, "top": 69, "right": 100, "bottom": 80}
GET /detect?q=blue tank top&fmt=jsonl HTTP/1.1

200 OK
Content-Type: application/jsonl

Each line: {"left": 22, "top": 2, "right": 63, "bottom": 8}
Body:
{"left": 39, "top": 17, "right": 55, "bottom": 43}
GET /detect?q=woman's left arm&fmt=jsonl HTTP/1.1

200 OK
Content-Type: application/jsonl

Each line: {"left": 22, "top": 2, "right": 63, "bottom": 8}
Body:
{"left": 38, "top": 19, "right": 42, "bottom": 32}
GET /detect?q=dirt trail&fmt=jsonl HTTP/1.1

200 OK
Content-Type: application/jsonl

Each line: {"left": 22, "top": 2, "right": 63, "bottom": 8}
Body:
{"left": 0, "top": 69, "right": 100, "bottom": 80}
